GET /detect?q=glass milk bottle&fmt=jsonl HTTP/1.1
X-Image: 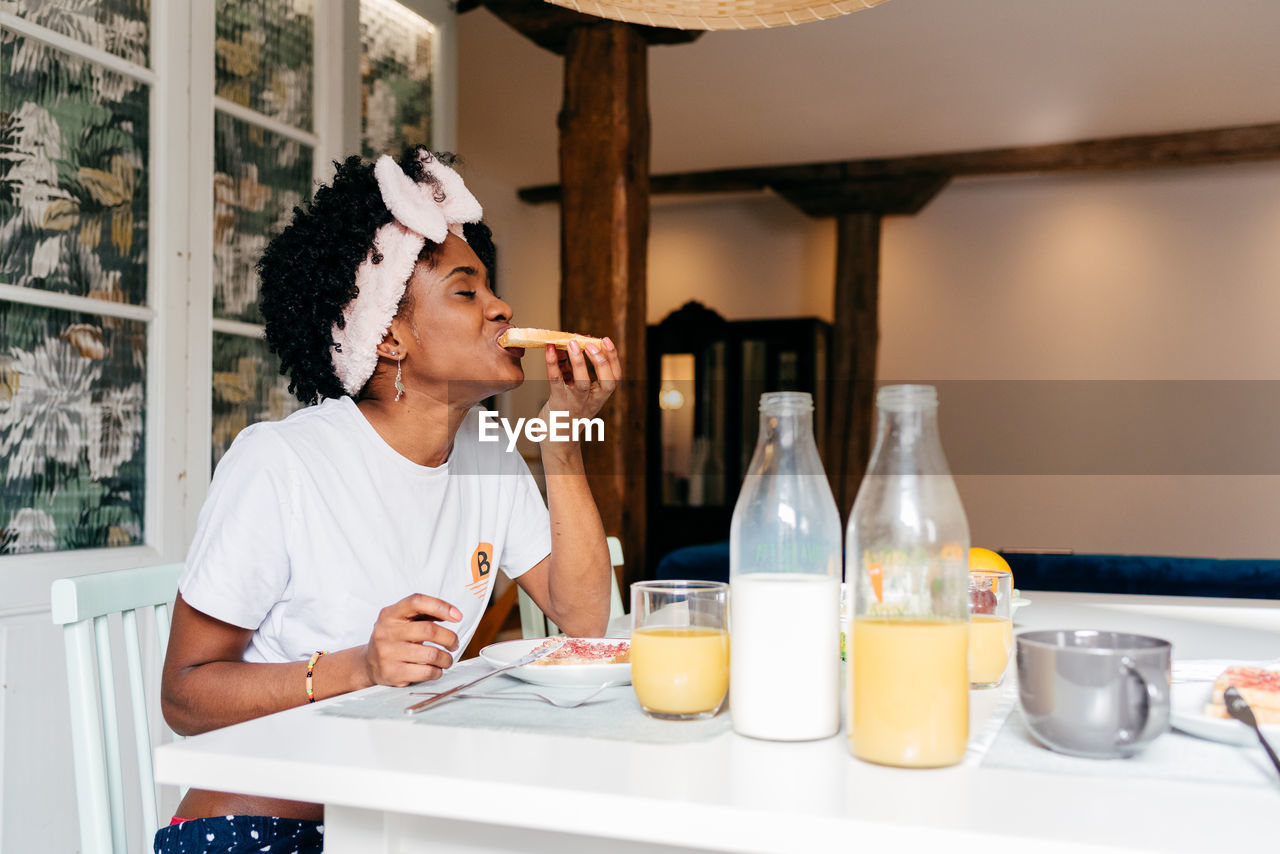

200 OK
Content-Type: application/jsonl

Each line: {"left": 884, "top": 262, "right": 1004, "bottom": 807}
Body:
{"left": 730, "top": 391, "right": 842, "bottom": 740}
{"left": 847, "top": 384, "right": 970, "bottom": 767}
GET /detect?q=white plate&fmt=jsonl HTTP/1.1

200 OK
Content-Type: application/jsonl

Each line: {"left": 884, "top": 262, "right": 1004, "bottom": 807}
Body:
{"left": 480, "top": 638, "right": 631, "bottom": 688}
{"left": 1170, "top": 681, "right": 1280, "bottom": 746}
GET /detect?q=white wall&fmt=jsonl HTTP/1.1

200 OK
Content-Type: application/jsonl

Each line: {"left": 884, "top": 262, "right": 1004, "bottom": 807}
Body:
{"left": 648, "top": 196, "right": 836, "bottom": 324}
{"left": 3, "top": 612, "right": 80, "bottom": 852}
{"left": 879, "top": 165, "right": 1280, "bottom": 382}
{"left": 878, "top": 162, "right": 1280, "bottom": 558}
{"left": 464, "top": 138, "right": 1280, "bottom": 559}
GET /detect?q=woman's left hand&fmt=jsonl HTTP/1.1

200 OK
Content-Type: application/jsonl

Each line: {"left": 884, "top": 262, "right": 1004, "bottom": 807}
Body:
{"left": 540, "top": 337, "right": 621, "bottom": 424}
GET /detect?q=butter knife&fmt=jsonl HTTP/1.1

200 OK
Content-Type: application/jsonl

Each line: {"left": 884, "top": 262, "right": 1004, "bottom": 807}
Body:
{"left": 1223, "top": 686, "right": 1280, "bottom": 778}
{"left": 404, "top": 638, "right": 567, "bottom": 715}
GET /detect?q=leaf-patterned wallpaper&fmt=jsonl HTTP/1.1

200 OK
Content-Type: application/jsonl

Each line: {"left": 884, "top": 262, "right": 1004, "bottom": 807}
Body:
{"left": 211, "top": 1, "right": 315, "bottom": 465}
{"left": 0, "top": 10, "right": 151, "bottom": 554}
{"left": 211, "top": 332, "right": 300, "bottom": 469}
{"left": 0, "top": 1, "right": 379, "bottom": 552}
{"left": 212, "top": 113, "right": 313, "bottom": 324}
{"left": 0, "top": 30, "right": 150, "bottom": 303}
{"left": 0, "top": 0, "right": 150, "bottom": 66}
{"left": 360, "top": 0, "right": 434, "bottom": 159}
{"left": 215, "top": 0, "right": 313, "bottom": 131}
{"left": 0, "top": 303, "right": 146, "bottom": 553}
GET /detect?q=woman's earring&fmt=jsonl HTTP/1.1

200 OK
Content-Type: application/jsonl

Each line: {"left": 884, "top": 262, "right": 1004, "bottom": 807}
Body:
{"left": 394, "top": 355, "right": 405, "bottom": 402}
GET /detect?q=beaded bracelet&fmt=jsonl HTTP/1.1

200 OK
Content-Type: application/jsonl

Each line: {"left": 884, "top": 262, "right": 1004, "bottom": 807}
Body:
{"left": 306, "top": 651, "right": 327, "bottom": 703}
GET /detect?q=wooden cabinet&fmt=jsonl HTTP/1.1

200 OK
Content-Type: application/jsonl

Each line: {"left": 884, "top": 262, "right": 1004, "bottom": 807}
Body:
{"left": 645, "top": 302, "right": 830, "bottom": 575}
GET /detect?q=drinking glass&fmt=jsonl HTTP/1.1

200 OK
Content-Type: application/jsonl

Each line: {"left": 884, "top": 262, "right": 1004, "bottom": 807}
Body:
{"left": 968, "top": 568, "right": 1013, "bottom": 688}
{"left": 630, "top": 580, "right": 730, "bottom": 720}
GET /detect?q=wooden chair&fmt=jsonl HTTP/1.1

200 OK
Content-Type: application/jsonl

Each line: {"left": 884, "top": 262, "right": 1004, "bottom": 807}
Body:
{"left": 51, "top": 563, "right": 183, "bottom": 854}
{"left": 518, "top": 536, "right": 627, "bottom": 638}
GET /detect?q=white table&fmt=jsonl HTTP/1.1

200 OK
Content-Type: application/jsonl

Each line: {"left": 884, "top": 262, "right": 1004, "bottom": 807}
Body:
{"left": 154, "top": 592, "right": 1280, "bottom": 853}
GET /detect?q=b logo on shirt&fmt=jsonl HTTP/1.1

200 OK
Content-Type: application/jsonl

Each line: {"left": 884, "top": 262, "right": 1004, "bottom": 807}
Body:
{"left": 468, "top": 542, "right": 494, "bottom": 598}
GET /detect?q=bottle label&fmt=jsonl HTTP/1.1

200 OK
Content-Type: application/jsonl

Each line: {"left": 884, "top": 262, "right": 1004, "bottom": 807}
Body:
{"left": 857, "top": 544, "right": 967, "bottom": 619}
{"left": 867, "top": 561, "right": 884, "bottom": 604}
{"left": 747, "top": 541, "right": 834, "bottom": 573}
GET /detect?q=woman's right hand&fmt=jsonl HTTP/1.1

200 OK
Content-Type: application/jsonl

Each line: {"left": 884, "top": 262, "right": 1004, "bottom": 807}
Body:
{"left": 364, "top": 593, "right": 464, "bottom": 687}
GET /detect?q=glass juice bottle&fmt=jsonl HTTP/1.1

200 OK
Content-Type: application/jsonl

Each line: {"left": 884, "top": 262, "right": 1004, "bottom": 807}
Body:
{"left": 730, "top": 391, "right": 842, "bottom": 740}
{"left": 846, "top": 384, "right": 970, "bottom": 767}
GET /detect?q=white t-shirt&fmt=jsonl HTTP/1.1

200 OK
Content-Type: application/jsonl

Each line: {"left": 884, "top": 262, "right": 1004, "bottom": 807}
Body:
{"left": 180, "top": 397, "right": 551, "bottom": 664}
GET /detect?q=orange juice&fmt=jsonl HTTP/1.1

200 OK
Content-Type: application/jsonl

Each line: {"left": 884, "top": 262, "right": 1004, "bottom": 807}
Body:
{"left": 631, "top": 626, "right": 730, "bottom": 717}
{"left": 850, "top": 618, "right": 968, "bottom": 767}
{"left": 968, "top": 615, "right": 1013, "bottom": 686}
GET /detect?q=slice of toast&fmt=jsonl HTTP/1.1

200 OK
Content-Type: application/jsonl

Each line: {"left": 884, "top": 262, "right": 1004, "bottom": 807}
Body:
{"left": 498, "top": 327, "right": 604, "bottom": 351}
{"left": 1210, "top": 666, "right": 1280, "bottom": 711}
{"left": 527, "top": 638, "right": 630, "bottom": 666}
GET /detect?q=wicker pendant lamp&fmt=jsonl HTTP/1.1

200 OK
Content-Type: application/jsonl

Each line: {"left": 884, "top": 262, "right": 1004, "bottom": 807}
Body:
{"left": 542, "top": 0, "right": 890, "bottom": 30}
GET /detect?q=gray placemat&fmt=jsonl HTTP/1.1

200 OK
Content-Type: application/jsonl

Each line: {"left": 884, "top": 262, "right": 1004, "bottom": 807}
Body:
{"left": 320, "top": 659, "right": 732, "bottom": 745}
{"left": 981, "top": 705, "right": 1279, "bottom": 789}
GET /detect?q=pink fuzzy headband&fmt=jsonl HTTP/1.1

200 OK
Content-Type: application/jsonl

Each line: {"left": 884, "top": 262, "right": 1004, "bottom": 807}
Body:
{"left": 330, "top": 151, "right": 484, "bottom": 396}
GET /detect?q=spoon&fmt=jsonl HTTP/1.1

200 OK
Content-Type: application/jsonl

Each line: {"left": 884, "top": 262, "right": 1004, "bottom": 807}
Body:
{"left": 1223, "top": 686, "right": 1280, "bottom": 778}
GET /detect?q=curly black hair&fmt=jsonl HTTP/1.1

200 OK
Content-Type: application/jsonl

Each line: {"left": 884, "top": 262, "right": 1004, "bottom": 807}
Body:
{"left": 257, "top": 147, "right": 496, "bottom": 405}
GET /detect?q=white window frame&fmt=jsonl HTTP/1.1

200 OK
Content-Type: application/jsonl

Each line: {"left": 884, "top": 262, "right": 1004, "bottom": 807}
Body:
{"left": 0, "top": 0, "right": 457, "bottom": 614}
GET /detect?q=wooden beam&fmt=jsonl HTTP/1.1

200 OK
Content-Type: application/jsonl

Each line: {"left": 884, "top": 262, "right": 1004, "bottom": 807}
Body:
{"left": 862, "top": 121, "right": 1280, "bottom": 178}
{"left": 519, "top": 121, "right": 1280, "bottom": 211}
{"left": 558, "top": 22, "right": 650, "bottom": 581}
{"left": 826, "top": 213, "right": 880, "bottom": 519}
{"left": 774, "top": 172, "right": 950, "bottom": 217}
{"left": 474, "top": 0, "right": 700, "bottom": 55}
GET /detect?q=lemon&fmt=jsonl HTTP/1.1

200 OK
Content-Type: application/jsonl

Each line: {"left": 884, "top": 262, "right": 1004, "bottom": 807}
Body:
{"left": 969, "top": 547, "right": 1013, "bottom": 589}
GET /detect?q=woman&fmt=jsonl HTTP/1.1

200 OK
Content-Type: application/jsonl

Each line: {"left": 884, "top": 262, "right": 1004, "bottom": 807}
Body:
{"left": 155, "top": 149, "right": 619, "bottom": 853}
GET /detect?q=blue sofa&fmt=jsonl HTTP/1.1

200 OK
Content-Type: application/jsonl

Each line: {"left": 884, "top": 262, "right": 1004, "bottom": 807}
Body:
{"left": 998, "top": 552, "right": 1280, "bottom": 600}
{"left": 655, "top": 542, "right": 731, "bottom": 584}
{"left": 655, "top": 542, "right": 1280, "bottom": 600}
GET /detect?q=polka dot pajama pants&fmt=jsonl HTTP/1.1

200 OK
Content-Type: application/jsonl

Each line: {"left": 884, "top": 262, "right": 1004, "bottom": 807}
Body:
{"left": 152, "top": 816, "right": 324, "bottom": 853}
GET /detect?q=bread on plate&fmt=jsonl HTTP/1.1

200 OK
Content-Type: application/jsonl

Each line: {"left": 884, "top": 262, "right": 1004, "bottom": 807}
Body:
{"left": 499, "top": 327, "right": 604, "bottom": 351}
{"left": 1203, "top": 665, "right": 1280, "bottom": 723}
{"left": 529, "top": 638, "right": 630, "bottom": 666}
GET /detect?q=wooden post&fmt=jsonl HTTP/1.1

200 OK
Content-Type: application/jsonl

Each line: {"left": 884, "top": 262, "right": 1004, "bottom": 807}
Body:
{"left": 558, "top": 22, "right": 650, "bottom": 580}
{"left": 827, "top": 212, "right": 881, "bottom": 519}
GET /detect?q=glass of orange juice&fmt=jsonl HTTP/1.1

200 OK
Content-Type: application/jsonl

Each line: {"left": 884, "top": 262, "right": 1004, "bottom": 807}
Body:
{"left": 630, "top": 580, "right": 730, "bottom": 720}
{"left": 968, "top": 568, "right": 1013, "bottom": 688}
